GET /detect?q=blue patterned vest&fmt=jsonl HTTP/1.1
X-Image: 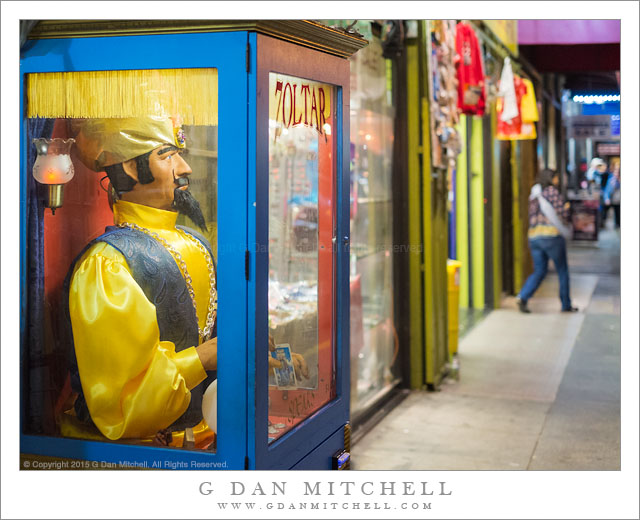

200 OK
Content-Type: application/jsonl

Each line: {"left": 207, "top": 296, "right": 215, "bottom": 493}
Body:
{"left": 63, "top": 224, "right": 217, "bottom": 433}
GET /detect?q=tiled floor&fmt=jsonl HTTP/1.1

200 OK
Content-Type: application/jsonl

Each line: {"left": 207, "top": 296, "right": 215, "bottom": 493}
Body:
{"left": 352, "top": 229, "right": 621, "bottom": 471}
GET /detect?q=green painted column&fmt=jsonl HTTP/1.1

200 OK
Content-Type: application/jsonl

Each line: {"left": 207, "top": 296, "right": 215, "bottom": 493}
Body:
{"left": 421, "top": 97, "right": 436, "bottom": 386}
{"left": 406, "top": 42, "right": 424, "bottom": 389}
{"left": 511, "top": 141, "right": 523, "bottom": 294}
{"left": 491, "top": 104, "right": 503, "bottom": 307}
{"left": 420, "top": 20, "right": 448, "bottom": 388}
{"left": 470, "top": 116, "right": 485, "bottom": 309}
{"left": 455, "top": 116, "right": 469, "bottom": 308}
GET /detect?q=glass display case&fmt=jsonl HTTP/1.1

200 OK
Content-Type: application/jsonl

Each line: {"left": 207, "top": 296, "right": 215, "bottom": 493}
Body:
{"left": 346, "top": 24, "right": 401, "bottom": 418}
{"left": 20, "top": 21, "right": 365, "bottom": 470}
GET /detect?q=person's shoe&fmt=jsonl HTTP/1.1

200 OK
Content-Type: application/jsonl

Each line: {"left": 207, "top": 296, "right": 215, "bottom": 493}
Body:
{"left": 562, "top": 306, "right": 579, "bottom": 313}
{"left": 515, "top": 297, "right": 531, "bottom": 313}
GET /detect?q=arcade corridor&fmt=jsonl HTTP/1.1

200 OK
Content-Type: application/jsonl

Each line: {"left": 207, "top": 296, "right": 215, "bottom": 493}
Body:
{"left": 352, "top": 226, "right": 621, "bottom": 470}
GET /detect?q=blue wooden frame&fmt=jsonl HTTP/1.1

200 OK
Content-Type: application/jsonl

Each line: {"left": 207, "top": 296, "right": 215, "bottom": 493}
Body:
{"left": 251, "top": 34, "right": 351, "bottom": 470}
{"left": 20, "top": 31, "right": 249, "bottom": 469}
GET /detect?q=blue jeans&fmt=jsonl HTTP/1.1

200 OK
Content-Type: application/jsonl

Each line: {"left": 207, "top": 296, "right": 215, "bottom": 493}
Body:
{"left": 518, "top": 236, "right": 572, "bottom": 310}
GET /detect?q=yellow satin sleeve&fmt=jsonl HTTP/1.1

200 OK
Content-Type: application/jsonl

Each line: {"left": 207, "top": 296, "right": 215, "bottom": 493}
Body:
{"left": 68, "top": 242, "right": 207, "bottom": 440}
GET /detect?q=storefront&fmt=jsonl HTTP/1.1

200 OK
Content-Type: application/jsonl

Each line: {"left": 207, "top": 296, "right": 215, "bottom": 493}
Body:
{"left": 564, "top": 102, "right": 621, "bottom": 239}
{"left": 20, "top": 20, "right": 366, "bottom": 470}
{"left": 452, "top": 21, "right": 544, "bottom": 302}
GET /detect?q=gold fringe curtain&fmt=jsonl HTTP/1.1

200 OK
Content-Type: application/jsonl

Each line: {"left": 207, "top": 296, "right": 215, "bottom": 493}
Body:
{"left": 27, "top": 68, "right": 218, "bottom": 126}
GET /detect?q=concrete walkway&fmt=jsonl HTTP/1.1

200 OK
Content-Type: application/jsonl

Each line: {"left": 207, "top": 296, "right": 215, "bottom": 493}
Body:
{"left": 352, "top": 229, "right": 620, "bottom": 470}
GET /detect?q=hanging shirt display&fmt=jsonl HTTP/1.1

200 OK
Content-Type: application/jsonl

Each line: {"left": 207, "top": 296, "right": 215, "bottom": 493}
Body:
{"left": 497, "top": 74, "right": 526, "bottom": 137}
{"left": 497, "top": 56, "right": 519, "bottom": 122}
{"left": 497, "top": 74, "right": 538, "bottom": 140}
{"left": 455, "top": 22, "right": 486, "bottom": 116}
{"left": 513, "top": 77, "right": 539, "bottom": 139}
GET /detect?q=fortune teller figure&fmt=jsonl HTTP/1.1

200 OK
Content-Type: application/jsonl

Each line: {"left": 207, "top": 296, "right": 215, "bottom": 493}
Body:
{"left": 62, "top": 117, "right": 217, "bottom": 447}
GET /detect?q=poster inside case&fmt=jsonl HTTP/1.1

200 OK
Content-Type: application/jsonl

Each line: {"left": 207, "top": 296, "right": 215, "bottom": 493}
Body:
{"left": 270, "top": 344, "right": 298, "bottom": 389}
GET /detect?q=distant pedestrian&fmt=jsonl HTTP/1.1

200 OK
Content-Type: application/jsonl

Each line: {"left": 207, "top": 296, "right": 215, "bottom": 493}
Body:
{"left": 586, "top": 157, "right": 607, "bottom": 187}
{"left": 602, "top": 163, "right": 621, "bottom": 228}
{"left": 516, "top": 169, "right": 578, "bottom": 313}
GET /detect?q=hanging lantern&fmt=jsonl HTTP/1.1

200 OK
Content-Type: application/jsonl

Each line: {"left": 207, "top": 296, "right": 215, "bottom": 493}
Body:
{"left": 32, "top": 138, "right": 75, "bottom": 214}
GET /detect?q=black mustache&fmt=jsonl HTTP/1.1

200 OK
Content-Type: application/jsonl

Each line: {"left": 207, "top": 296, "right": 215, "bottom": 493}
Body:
{"left": 174, "top": 175, "right": 189, "bottom": 187}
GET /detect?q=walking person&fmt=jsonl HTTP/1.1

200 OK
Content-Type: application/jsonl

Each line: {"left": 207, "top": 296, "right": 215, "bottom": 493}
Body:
{"left": 516, "top": 169, "right": 578, "bottom": 313}
{"left": 602, "top": 162, "right": 621, "bottom": 229}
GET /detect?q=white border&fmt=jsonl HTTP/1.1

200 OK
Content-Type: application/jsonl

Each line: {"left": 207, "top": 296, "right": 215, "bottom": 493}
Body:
{"left": 2, "top": 2, "right": 638, "bottom": 519}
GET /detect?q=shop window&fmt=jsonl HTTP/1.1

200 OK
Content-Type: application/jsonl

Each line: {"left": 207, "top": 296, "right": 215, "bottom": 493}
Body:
{"left": 348, "top": 30, "right": 401, "bottom": 416}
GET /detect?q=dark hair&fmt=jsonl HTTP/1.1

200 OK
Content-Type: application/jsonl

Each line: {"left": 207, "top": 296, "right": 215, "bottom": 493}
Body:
{"left": 135, "top": 150, "right": 154, "bottom": 185}
{"left": 104, "top": 151, "right": 154, "bottom": 195}
{"left": 537, "top": 168, "right": 557, "bottom": 188}
{"left": 104, "top": 162, "right": 136, "bottom": 195}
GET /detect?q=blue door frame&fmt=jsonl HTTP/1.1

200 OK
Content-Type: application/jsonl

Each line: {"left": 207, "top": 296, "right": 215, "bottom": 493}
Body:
{"left": 20, "top": 31, "right": 249, "bottom": 469}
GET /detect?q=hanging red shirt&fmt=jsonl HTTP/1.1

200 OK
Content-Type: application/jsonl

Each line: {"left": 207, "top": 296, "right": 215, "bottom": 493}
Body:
{"left": 455, "top": 22, "right": 486, "bottom": 116}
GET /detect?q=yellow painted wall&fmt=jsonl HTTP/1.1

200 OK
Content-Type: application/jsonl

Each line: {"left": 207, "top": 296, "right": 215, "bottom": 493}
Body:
{"left": 491, "top": 105, "right": 503, "bottom": 306}
{"left": 470, "top": 116, "right": 485, "bottom": 309}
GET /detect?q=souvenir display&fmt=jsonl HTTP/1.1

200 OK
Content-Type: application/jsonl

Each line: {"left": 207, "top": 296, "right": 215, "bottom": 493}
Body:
{"left": 497, "top": 56, "right": 520, "bottom": 122}
{"left": 429, "top": 20, "right": 462, "bottom": 170}
{"left": 497, "top": 73, "right": 539, "bottom": 140}
{"left": 455, "top": 21, "right": 486, "bottom": 116}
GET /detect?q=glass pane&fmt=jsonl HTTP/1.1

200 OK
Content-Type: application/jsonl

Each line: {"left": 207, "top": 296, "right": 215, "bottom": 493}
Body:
{"left": 268, "top": 73, "right": 336, "bottom": 442}
{"left": 24, "top": 69, "right": 219, "bottom": 454}
{"left": 348, "top": 34, "right": 401, "bottom": 416}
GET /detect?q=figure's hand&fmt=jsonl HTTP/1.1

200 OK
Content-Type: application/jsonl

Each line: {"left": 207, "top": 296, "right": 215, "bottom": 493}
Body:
{"left": 564, "top": 202, "right": 571, "bottom": 210}
{"left": 152, "top": 428, "right": 173, "bottom": 446}
{"left": 605, "top": 199, "right": 611, "bottom": 206}
{"left": 291, "top": 352, "right": 310, "bottom": 380}
{"left": 196, "top": 337, "right": 217, "bottom": 371}
{"left": 268, "top": 356, "right": 283, "bottom": 370}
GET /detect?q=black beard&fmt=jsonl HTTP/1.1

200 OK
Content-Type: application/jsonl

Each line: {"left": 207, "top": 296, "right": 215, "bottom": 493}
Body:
{"left": 172, "top": 187, "right": 208, "bottom": 232}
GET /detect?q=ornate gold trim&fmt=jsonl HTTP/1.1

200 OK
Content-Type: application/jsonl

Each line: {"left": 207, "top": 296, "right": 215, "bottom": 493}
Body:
{"left": 344, "top": 422, "right": 351, "bottom": 470}
{"left": 27, "top": 20, "right": 368, "bottom": 58}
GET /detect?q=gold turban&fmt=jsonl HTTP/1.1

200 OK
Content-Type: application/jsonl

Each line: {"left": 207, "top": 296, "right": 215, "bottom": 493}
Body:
{"left": 73, "top": 117, "right": 185, "bottom": 172}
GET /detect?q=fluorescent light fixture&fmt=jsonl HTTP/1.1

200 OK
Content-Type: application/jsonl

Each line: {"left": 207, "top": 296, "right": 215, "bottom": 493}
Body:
{"left": 572, "top": 94, "right": 620, "bottom": 104}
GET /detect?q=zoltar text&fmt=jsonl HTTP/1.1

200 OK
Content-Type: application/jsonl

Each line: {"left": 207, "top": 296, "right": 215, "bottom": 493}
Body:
{"left": 273, "top": 79, "right": 329, "bottom": 136}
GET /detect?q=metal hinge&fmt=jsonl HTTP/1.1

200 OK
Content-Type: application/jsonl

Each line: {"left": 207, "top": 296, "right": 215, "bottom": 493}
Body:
{"left": 244, "top": 456, "right": 250, "bottom": 470}
{"left": 245, "top": 250, "right": 250, "bottom": 280}
{"left": 246, "top": 42, "right": 251, "bottom": 73}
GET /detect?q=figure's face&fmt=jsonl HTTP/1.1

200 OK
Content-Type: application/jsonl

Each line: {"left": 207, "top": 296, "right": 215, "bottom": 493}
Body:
{"left": 122, "top": 145, "right": 192, "bottom": 211}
